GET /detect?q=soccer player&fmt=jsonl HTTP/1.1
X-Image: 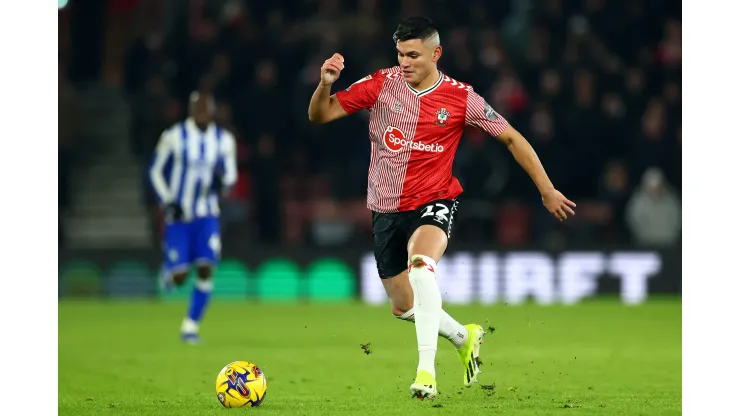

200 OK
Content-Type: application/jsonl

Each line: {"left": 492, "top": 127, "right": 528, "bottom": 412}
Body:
{"left": 308, "top": 17, "right": 576, "bottom": 399}
{"left": 149, "top": 91, "right": 238, "bottom": 344}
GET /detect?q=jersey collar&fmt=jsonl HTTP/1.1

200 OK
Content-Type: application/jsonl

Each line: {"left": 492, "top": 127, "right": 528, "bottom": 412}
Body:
{"left": 405, "top": 71, "right": 444, "bottom": 98}
{"left": 185, "top": 117, "right": 215, "bottom": 135}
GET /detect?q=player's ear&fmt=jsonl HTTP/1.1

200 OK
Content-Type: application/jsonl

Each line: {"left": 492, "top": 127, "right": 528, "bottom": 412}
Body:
{"left": 432, "top": 46, "right": 442, "bottom": 63}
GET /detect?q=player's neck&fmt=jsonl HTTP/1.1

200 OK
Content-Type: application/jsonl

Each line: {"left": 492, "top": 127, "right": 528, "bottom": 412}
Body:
{"left": 188, "top": 117, "right": 210, "bottom": 132}
{"left": 408, "top": 69, "right": 441, "bottom": 92}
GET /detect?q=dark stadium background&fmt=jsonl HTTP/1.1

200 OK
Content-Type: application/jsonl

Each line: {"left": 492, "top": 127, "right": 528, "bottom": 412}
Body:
{"left": 57, "top": 1, "right": 681, "bottom": 414}
{"left": 58, "top": 0, "right": 681, "bottom": 302}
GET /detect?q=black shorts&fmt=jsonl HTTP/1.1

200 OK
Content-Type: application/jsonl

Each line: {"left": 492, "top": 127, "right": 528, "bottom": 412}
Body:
{"left": 372, "top": 198, "right": 459, "bottom": 279}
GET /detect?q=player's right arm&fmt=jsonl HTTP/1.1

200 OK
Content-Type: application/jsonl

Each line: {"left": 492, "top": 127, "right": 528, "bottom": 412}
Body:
{"left": 307, "top": 86, "right": 348, "bottom": 124}
{"left": 308, "top": 53, "right": 348, "bottom": 124}
{"left": 308, "top": 53, "right": 382, "bottom": 124}
{"left": 149, "top": 129, "right": 176, "bottom": 204}
{"left": 150, "top": 129, "right": 186, "bottom": 222}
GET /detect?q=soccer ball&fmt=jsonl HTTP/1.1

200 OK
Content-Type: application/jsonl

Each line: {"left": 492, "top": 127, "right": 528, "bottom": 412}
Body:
{"left": 215, "top": 361, "right": 267, "bottom": 408}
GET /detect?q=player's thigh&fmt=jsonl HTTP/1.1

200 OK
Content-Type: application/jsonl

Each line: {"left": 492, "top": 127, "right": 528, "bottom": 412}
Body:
{"left": 163, "top": 222, "right": 191, "bottom": 272}
{"left": 372, "top": 211, "right": 410, "bottom": 280}
{"left": 407, "top": 198, "right": 459, "bottom": 263}
{"left": 193, "top": 216, "right": 222, "bottom": 267}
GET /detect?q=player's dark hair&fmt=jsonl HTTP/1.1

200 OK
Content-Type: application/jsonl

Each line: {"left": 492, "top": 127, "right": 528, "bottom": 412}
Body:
{"left": 393, "top": 17, "right": 439, "bottom": 43}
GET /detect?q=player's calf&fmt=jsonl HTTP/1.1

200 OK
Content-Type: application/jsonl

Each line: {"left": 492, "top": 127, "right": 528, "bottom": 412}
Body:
{"left": 181, "top": 264, "right": 215, "bottom": 343}
{"left": 386, "top": 270, "right": 468, "bottom": 347}
{"left": 407, "top": 254, "right": 442, "bottom": 378}
{"left": 380, "top": 269, "right": 414, "bottom": 318}
{"left": 160, "top": 268, "right": 188, "bottom": 293}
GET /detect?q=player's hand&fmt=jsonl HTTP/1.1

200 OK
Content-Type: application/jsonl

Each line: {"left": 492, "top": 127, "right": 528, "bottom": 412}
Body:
{"left": 211, "top": 174, "right": 231, "bottom": 197}
{"left": 320, "top": 53, "right": 345, "bottom": 86}
{"left": 164, "top": 203, "right": 184, "bottom": 222}
{"left": 541, "top": 189, "right": 576, "bottom": 222}
{"left": 211, "top": 174, "right": 224, "bottom": 194}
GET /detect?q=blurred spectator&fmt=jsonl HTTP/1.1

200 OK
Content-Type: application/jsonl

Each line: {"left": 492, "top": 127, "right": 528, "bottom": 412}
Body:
{"left": 565, "top": 68, "right": 603, "bottom": 196}
{"left": 633, "top": 98, "right": 669, "bottom": 178}
{"left": 539, "top": 68, "right": 565, "bottom": 112}
{"left": 624, "top": 67, "right": 647, "bottom": 118}
{"left": 131, "top": 73, "right": 171, "bottom": 159}
{"left": 491, "top": 67, "right": 528, "bottom": 115}
{"left": 668, "top": 124, "right": 682, "bottom": 192}
{"left": 310, "top": 199, "right": 354, "bottom": 246}
{"left": 598, "top": 91, "right": 628, "bottom": 160}
{"left": 598, "top": 160, "right": 632, "bottom": 242}
{"left": 210, "top": 52, "right": 234, "bottom": 103}
{"left": 657, "top": 19, "right": 681, "bottom": 69}
{"left": 626, "top": 168, "right": 681, "bottom": 247}
{"left": 59, "top": 61, "right": 80, "bottom": 246}
{"left": 59, "top": 0, "right": 682, "bottom": 247}
{"left": 455, "top": 130, "right": 510, "bottom": 201}
{"left": 252, "top": 133, "right": 281, "bottom": 243}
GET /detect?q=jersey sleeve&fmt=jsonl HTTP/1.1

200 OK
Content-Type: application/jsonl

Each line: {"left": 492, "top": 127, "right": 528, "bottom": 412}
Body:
{"left": 149, "top": 127, "right": 177, "bottom": 204}
{"left": 334, "top": 70, "right": 384, "bottom": 115}
{"left": 219, "top": 130, "right": 238, "bottom": 189}
{"left": 464, "top": 88, "right": 510, "bottom": 137}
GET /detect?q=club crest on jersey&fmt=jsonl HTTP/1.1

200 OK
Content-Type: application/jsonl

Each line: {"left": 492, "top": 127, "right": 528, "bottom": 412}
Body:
{"left": 434, "top": 108, "right": 450, "bottom": 126}
{"left": 391, "top": 102, "right": 403, "bottom": 113}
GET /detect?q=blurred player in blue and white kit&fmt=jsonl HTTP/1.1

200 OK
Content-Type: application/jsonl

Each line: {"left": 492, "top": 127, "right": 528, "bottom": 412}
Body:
{"left": 149, "top": 91, "right": 237, "bottom": 344}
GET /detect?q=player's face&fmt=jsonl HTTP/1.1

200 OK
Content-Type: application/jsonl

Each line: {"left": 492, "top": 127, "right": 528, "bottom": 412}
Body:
{"left": 192, "top": 98, "right": 213, "bottom": 125}
{"left": 396, "top": 39, "right": 441, "bottom": 85}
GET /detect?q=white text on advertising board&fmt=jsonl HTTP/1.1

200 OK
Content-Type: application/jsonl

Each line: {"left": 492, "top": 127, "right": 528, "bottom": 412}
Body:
{"left": 360, "top": 251, "right": 662, "bottom": 305}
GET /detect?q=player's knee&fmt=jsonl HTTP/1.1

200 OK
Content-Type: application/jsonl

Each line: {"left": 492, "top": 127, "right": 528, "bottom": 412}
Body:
{"left": 408, "top": 254, "right": 437, "bottom": 271}
{"left": 408, "top": 226, "right": 448, "bottom": 261}
{"left": 409, "top": 255, "right": 427, "bottom": 269}
{"left": 196, "top": 265, "right": 212, "bottom": 280}
{"left": 172, "top": 271, "right": 188, "bottom": 286}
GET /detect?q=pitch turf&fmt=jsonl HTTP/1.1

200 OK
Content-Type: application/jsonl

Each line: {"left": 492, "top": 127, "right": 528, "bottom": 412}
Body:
{"left": 59, "top": 299, "right": 681, "bottom": 415}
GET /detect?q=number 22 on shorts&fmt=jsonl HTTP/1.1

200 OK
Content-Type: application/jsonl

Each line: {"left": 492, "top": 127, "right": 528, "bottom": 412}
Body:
{"left": 421, "top": 203, "right": 449, "bottom": 221}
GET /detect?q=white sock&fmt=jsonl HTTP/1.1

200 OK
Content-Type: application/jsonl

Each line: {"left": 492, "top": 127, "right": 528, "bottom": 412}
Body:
{"left": 396, "top": 308, "right": 469, "bottom": 349}
{"left": 195, "top": 278, "right": 214, "bottom": 292}
{"left": 396, "top": 309, "right": 416, "bottom": 321}
{"left": 181, "top": 317, "right": 199, "bottom": 334}
{"left": 439, "top": 310, "right": 468, "bottom": 349}
{"left": 408, "top": 254, "right": 442, "bottom": 378}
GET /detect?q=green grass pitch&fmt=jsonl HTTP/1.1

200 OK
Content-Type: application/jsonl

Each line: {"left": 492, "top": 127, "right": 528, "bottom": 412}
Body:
{"left": 59, "top": 299, "right": 680, "bottom": 415}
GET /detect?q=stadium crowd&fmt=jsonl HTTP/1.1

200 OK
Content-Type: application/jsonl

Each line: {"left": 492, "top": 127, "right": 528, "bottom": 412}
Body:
{"left": 61, "top": 0, "right": 682, "bottom": 249}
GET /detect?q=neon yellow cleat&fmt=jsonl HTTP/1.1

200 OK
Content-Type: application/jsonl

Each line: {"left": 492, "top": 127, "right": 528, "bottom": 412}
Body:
{"left": 457, "top": 324, "right": 485, "bottom": 387}
{"left": 409, "top": 370, "right": 437, "bottom": 400}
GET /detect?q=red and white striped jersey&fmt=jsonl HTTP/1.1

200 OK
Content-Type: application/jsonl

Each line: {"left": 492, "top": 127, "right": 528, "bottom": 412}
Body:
{"left": 335, "top": 66, "right": 509, "bottom": 213}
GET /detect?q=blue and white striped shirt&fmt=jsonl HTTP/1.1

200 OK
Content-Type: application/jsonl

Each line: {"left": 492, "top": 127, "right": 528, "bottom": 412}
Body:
{"left": 149, "top": 118, "right": 238, "bottom": 221}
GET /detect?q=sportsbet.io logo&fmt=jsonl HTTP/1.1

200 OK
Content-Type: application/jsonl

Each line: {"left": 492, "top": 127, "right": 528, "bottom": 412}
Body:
{"left": 383, "top": 126, "right": 444, "bottom": 153}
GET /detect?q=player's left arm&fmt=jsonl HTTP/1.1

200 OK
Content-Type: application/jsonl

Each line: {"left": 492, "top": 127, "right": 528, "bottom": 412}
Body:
{"left": 216, "top": 131, "right": 238, "bottom": 196}
{"left": 465, "top": 90, "right": 576, "bottom": 221}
